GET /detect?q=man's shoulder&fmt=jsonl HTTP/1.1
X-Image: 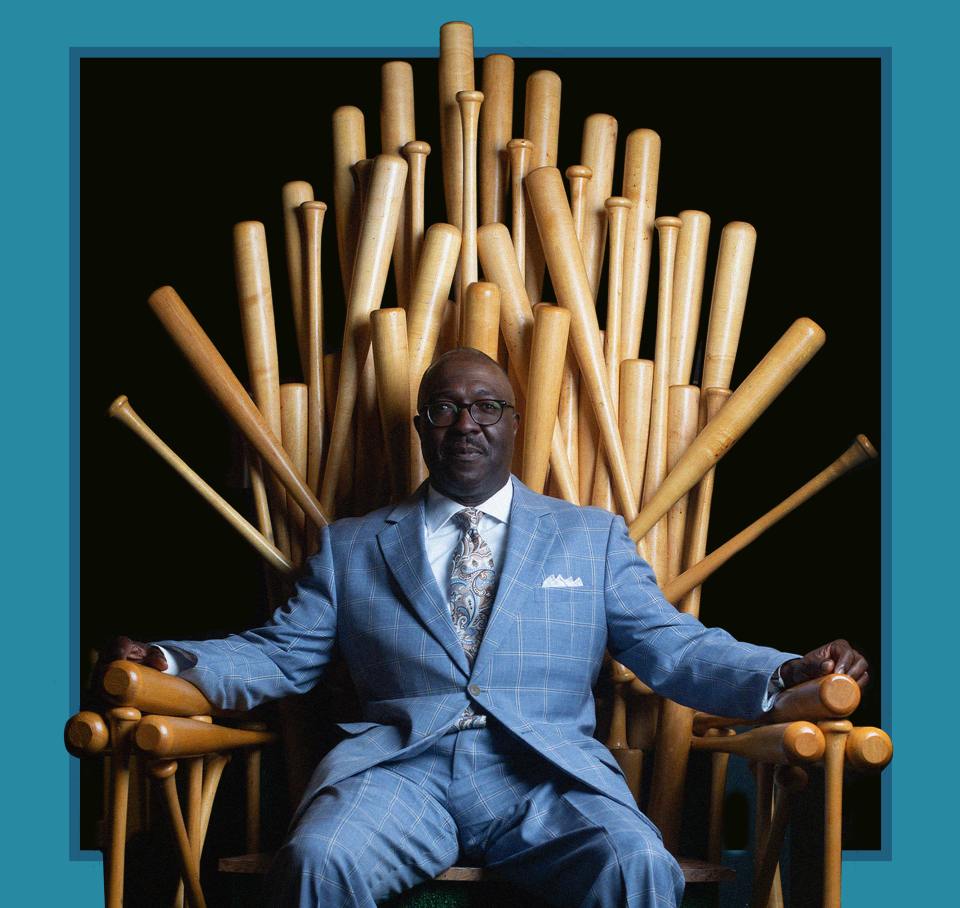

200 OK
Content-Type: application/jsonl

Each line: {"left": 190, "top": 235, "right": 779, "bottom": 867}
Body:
{"left": 511, "top": 478, "right": 622, "bottom": 532}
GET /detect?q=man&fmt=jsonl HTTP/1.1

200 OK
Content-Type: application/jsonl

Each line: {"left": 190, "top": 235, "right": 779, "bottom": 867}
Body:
{"left": 103, "top": 347, "right": 869, "bottom": 908}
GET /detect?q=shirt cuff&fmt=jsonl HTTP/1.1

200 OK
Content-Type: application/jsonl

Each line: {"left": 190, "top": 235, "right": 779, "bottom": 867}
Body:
{"left": 761, "top": 663, "right": 788, "bottom": 712}
{"left": 154, "top": 645, "right": 188, "bottom": 676}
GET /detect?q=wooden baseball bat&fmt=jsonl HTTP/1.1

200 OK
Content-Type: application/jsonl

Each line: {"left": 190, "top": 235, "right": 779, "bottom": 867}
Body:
{"left": 457, "top": 89, "right": 484, "bottom": 326}
{"left": 135, "top": 715, "right": 277, "bottom": 760}
{"left": 381, "top": 61, "right": 416, "bottom": 309}
{"left": 628, "top": 317, "right": 827, "bottom": 543}
{"left": 319, "top": 153, "right": 407, "bottom": 518}
{"left": 522, "top": 304, "right": 571, "bottom": 494}
{"left": 438, "top": 21, "right": 474, "bottom": 233}
{"left": 566, "top": 164, "right": 593, "bottom": 242}
{"left": 299, "top": 200, "right": 327, "bottom": 495}
{"left": 462, "top": 281, "right": 501, "bottom": 357}
{"left": 403, "top": 140, "right": 431, "bottom": 292}
{"left": 525, "top": 165, "right": 636, "bottom": 520}
{"left": 147, "top": 285, "right": 330, "bottom": 531}
{"left": 370, "top": 307, "right": 411, "bottom": 501}
{"left": 522, "top": 70, "right": 561, "bottom": 306}
{"left": 476, "top": 221, "right": 579, "bottom": 504}
{"left": 669, "top": 210, "right": 711, "bottom": 387}
{"left": 406, "top": 222, "right": 462, "bottom": 399}
{"left": 845, "top": 727, "right": 893, "bottom": 772}
{"left": 108, "top": 395, "right": 295, "bottom": 577}
{"left": 661, "top": 434, "right": 878, "bottom": 605}
{"left": 507, "top": 138, "right": 535, "bottom": 276}
{"left": 693, "top": 675, "right": 862, "bottom": 734}
{"left": 641, "top": 215, "right": 683, "bottom": 578}
{"left": 280, "top": 383, "right": 308, "bottom": 568}
{"left": 478, "top": 53, "right": 514, "bottom": 227}
{"left": 619, "top": 359, "right": 653, "bottom": 511}
{"left": 64, "top": 711, "right": 111, "bottom": 757}
{"left": 280, "top": 180, "right": 314, "bottom": 377}
{"left": 701, "top": 221, "right": 757, "bottom": 394}
{"left": 619, "top": 128, "right": 661, "bottom": 361}
{"left": 665, "top": 385, "right": 701, "bottom": 583}
{"left": 331, "top": 105, "right": 366, "bottom": 301}
{"left": 233, "top": 220, "right": 290, "bottom": 556}
{"left": 689, "top": 721, "right": 826, "bottom": 765}
{"left": 579, "top": 114, "right": 618, "bottom": 303}
{"left": 590, "top": 197, "right": 634, "bottom": 513}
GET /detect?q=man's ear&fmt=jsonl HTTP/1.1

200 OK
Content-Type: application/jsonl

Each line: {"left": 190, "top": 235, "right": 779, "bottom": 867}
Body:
{"left": 413, "top": 413, "right": 421, "bottom": 434}
{"left": 511, "top": 411, "right": 521, "bottom": 435}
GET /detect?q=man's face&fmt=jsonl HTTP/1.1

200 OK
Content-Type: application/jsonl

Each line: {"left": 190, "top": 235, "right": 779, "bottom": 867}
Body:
{"left": 414, "top": 351, "right": 520, "bottom": 506}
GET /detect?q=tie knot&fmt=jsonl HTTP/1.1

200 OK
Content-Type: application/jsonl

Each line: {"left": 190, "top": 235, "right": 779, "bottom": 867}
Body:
{"left": 455, "top": 508, "right": 483, "bottom": 532}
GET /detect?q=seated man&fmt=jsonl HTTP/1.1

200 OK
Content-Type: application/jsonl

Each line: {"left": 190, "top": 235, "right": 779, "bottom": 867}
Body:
{"left": 101, "top": 346, "right": 869, "bottom": 908}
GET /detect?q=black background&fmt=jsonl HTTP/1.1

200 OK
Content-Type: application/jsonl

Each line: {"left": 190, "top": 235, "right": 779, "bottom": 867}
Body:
{"left": 77, "top": 51, "right": 884, "bottom": 871}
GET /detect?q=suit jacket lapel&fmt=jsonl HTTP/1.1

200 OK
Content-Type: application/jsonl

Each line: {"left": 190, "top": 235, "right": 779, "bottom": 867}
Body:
{"left": 472, "top": 478, "right": 557, "bottom": 676}
{"left": 377, "top": 485, "right": 471, "bottom": 674}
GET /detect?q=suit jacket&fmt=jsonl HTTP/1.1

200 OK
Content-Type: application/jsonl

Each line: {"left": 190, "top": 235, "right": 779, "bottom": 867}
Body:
{"left": 166, "top": 477, "right": 792, "bottom": 819}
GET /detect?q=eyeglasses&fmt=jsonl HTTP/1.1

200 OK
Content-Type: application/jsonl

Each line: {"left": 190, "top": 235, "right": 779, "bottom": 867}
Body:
{"left": 421, "top": 399, "right": 515, "bottom": 427}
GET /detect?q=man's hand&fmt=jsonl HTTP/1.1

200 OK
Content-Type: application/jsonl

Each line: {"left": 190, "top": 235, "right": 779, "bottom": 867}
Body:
{"left": 779, "top": 639, "right": 870, "bottom": 691}
{"left": 92, "top": 635, "right": 168, "bottom": 695}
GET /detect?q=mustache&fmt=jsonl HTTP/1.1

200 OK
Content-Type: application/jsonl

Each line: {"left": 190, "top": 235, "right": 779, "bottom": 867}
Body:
{"left": 441, "top": 438, "right": 489, "bottom": 457}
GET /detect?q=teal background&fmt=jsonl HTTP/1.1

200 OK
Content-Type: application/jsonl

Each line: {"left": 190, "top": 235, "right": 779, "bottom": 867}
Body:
{"left": 8, "top": 0, "right": 947, "bottom": 905}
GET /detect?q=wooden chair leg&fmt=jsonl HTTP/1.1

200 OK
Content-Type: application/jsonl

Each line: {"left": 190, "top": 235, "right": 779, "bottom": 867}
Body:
{"left": 706, "top": 728, "right": 735, "bottom": 864}
{"left": 750, "top": 766, "right": 808, "bottom": 908}
{"left": 820, "top": 719, "right": 853, "bottom": 908}
{"left": 105, "top": 707, "right": 140, "bottom": 908}
{"left": 148, "top": 760, "right": 208, "bottom": 908}
{"left": 751, "top": 761, "right": 784, "bottom": 908}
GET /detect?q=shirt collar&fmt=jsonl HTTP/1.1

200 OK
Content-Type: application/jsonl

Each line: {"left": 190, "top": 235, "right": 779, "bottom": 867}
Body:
{"left": 424, "top": 479, "right": 514, "bottom": 535}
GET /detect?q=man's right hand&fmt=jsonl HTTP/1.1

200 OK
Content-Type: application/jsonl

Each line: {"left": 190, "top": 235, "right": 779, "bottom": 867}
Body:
{"left": 92, "top": 635, "right": 168, "bottom": 695}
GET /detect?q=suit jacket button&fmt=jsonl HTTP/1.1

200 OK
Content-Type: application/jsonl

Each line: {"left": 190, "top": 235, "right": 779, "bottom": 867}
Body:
{"left": 469, "top": 684, "right": 481, "bottom": 696}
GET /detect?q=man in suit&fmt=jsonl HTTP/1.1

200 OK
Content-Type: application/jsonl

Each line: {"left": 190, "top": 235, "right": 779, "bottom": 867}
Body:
{"left": 105, "top": 347, "right": 868, "bottom": 908}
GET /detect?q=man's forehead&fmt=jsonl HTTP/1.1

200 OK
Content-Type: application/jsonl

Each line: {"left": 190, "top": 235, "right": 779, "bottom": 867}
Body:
{"left": 419, "top": 354, "right": 514, "bottom": 401}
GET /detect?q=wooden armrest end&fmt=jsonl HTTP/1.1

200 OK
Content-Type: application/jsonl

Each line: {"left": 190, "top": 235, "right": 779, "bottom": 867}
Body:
{"left": 102, "top": 660, "right": 227, "bottom": 717}
{"left": 135, "top": 715, "right": 279, "bottom": 759}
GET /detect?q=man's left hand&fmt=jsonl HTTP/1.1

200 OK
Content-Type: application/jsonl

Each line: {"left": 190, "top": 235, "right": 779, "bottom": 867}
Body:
{"left": 780, "top": 639, "right": 870, "bottom": 691}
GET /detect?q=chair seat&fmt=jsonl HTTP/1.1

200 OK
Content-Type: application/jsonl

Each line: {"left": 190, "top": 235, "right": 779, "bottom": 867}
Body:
{"left": 218, "top": 852, "right": 735, "bottom": 883}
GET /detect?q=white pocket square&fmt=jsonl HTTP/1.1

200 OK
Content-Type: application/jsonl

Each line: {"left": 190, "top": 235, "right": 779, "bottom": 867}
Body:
{"left": 541, "top": 574, "right": 583, "bottom": 588}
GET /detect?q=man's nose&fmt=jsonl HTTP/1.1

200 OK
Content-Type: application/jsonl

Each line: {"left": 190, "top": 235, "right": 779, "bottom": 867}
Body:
{"left": 451, "top": 405, "right": 481, "bottom": 431}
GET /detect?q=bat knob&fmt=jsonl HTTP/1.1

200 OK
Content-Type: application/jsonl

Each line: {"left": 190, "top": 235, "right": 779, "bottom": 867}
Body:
{"left": 107, "top": 395, "right": 130, "bottom": 418}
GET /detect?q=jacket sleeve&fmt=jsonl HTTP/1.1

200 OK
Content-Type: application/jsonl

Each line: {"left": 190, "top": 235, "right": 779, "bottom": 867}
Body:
{"left": 601, "top": 514, "right": 796, "bottom": 720}
{"left": 157, "top": 523, "right": 340, "bottom": 710}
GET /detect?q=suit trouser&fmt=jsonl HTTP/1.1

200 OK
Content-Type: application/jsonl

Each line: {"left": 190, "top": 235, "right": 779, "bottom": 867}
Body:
{"left": 267, "top": 723, "right": 685, "bottom": 908}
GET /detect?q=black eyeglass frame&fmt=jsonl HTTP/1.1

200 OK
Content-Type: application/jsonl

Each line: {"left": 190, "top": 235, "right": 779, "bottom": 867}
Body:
{"left": 420, "top": 399, "right": 515, "bottom": 427}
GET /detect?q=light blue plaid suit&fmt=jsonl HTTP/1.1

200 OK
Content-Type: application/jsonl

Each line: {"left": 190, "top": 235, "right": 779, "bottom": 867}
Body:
{"left": 165, "top": 477, "right": 793, "bottom": 907}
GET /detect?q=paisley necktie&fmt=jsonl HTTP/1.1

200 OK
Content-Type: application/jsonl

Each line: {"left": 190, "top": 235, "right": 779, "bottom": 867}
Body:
{"left": 448, "top": 507, "right": 496, "bottom": 728}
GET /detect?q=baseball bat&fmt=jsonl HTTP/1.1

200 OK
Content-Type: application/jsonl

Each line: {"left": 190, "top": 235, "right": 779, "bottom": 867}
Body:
{"left": 381, "top": 60, "right": 416, "bottom": 309}
{"left": 522, "top": 70, "right": 561, "bottom": 305}
{"left": 507, "top": 138, "right": 535, "bottom": 276}
{"left": 299, "top": 200, "right": 327, "bottom": 495}
{"left": 845, "top": 727, "right": 893, "bottom": 772}
{"left": 331, "top": 105, "right": 366, "bottom": 300}
{"left": 64, "top": 711, "right": 110, "bottom": 757}
{"left": 438, "top": 21, "right": 474, "bottom": 232}
{"left": 233, "top": 220, "right": 291, "bottom": 556}
{"left": 134, "top": 715, "right": 277, "bottom": 760}
{"left": 669, "top": 210, "right": 711, "bottom": 387}
{"left": 403, "top": 140, "right": 431, "bottom": 292}
{"left": 628, "top": 317, "right": 827, "bottom": 543}
{"left": 566, "top": 164, "right": 593, "bottom": 242}
{"left": 108, "top": 395, "right": 296, "bottom": 577}
{"left": 522, "top": 304, "right": 571, "bottom": 494}
{"left": 476, "top": 221, "right": 579, "bottom": 504}
{"left": 701, "top": 221, "right": 757, "bottom": 394}
{"left": 370, "top": 307, "right": 411, "bottom": 501}
{"left": 280, "top": 180, "right": 314, "bottom": 377}
{"left": 478, "top": 53, "right": 514, "bottom": 227}
{"left": 462, "top": 281, "right": 501, "bottom": 357}
{"left": 457, "top": 89, "right": 484, "bottom": 326}
{"left": 641, "top": 215, "right": 683, "bottom": 578}
{"left": 619, "top": 128, "right": 661, "bottom": 361}
{"left": 662, "top": 434, "right": 878, "bottom": 605}
{"left": 280, "top": 383, "right": 308, "bottom": 568}
{"left": 579, "top": 114, "right": 618, "bottom": 303}
{"left": 689, "top": 721, "right": 826, "bottom": 765}
{"left": 147, "top": 285, "right": 330, "bottom": 531}
{"left": 665, "top": 385, "right": 701, "bottom": 583}
{"left": 320, "top": 153, "right": 407, "bottom": 518}
{"left": 619, "top": 359, "right": 653, "bottom": 511}
{"left": 525, "top": 165, "right": 636, "bottom": 520}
